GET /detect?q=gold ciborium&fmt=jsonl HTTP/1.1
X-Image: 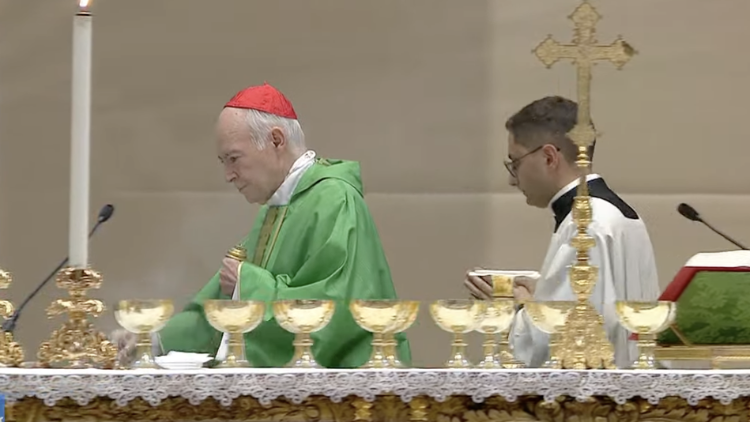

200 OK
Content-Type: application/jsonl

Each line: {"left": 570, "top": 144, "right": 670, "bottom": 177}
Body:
{"left": 525, "top": 301, "right": 576, "bottom": 369}
{"left": 114, "top": 299, "right": 174, "bottom": 369}
{"left": 350, "top": 300, "right": 418, "bottom": 368}
{"left": 430, "top": 299, "right": 486, "bottom": 368}
{"left": 475, "top": 299, "right": 516, "bottom": 369}
{"left": 616, "top": 300, "right": 677, "bottom": 370}
{"left": 204, "top": 299, "right": 265, "bottom": 368}
{"left": 274, "top": 299, "right": 335, "bottom": 368}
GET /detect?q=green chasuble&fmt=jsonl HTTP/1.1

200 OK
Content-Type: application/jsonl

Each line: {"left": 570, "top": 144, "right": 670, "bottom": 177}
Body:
{"left": 158, "top": 158, "right": 412, "bottom": 368}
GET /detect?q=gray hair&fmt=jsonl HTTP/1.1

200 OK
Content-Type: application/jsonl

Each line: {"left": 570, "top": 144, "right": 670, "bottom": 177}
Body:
{"left": 245, "top": 109, "right": 306, "bottom": 152}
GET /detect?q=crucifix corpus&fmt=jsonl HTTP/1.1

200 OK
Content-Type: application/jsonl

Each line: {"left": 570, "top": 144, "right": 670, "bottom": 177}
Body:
{"left": 533, "top": 0, "right": 636, "bottom": 370}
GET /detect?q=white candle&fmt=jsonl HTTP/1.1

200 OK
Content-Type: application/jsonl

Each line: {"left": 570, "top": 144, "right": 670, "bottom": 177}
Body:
{"left": 69, "top": 0, "right": 92, "bottom": 268}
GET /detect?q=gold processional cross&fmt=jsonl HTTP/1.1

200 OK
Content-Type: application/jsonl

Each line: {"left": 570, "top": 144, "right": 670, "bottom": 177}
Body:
{"left": 532, "top": 1, "right": 636, "bottom": 369}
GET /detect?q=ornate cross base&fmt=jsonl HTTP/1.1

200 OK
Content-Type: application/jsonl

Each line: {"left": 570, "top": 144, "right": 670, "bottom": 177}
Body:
{"left": 9, "top": 395, "right": 748, "bottom": 422}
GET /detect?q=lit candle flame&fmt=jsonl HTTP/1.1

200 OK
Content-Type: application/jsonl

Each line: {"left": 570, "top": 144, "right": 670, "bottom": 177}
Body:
{"left": 79, "top": 0, "right": 90, "bottom": 10}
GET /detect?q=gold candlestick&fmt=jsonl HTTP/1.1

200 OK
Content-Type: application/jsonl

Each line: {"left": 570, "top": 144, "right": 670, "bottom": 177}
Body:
{"left": 37, "top": 267, "right": 117, "bottom": 369}
{"left": 0, "top": 269, "right": 24, "bottom": 367}
{"left": 533, "top": 0, "right": 635, "bottom": 369}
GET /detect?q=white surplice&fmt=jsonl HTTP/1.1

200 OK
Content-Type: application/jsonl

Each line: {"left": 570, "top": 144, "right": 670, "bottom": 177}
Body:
{"left": 509, "top": 174, "right": 662, "bottom": 369}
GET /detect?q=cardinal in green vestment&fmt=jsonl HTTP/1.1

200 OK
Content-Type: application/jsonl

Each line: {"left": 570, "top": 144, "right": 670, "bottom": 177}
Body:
{"left": 112, "top": 83, "right": 411, "bottom": 369}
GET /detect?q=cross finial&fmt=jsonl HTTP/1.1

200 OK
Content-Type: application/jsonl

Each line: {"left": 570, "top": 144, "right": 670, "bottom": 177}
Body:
{"left": 533, "top": 0, "right": 636, "bottom": 149}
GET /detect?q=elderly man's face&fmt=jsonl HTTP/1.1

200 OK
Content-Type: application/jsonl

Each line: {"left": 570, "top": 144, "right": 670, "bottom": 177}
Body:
{"left": 215, "top": 108, "right": 287, "bottom": 204}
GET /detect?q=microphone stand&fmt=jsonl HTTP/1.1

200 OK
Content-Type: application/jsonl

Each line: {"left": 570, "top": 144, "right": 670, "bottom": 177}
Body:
{"left": 2, "top": 220, "right": 104, "bottom": 333}
{"left": 700, "top": 218, "right": 749, "bottom": 251}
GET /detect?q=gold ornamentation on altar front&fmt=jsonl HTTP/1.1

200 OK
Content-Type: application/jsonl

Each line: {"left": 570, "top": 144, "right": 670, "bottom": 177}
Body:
{"left": 37, "top": 266, "right": 117, "bottom": 368}
{"left": 533, "top": 0, "right": 635, "bottom": 370}
{"left": 0, "top": 269, "right": 24, "bottom": 367}
{"left": 11, "top": 395, "right": 750, "bottom": 422}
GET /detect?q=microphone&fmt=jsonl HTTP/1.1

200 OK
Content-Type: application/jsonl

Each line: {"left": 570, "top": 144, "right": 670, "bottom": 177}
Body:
{"left": 677, "top": 203, "right": 748, "bottom": 250}
{"left": 2, "top": 204, "right": 115, "bottom": 333}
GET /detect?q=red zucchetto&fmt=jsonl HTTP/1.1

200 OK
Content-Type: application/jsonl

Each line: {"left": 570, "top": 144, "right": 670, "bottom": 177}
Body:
{"left": 224, "top": 82, "right": 298, "bottom": 120}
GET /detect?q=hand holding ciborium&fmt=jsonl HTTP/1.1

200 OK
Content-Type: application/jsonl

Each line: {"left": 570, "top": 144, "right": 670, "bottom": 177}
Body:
{"left": 616, "top": 300, "right": 677, "bottom": 370}
{"left": 350, "top": 299, "right": 419, "bottom": 368}
{"left": 274, "top": 299, "right": 335, "bottom": 368}
{"left": 204, "top": 299, "right": 265, "bottom": 368}
{"left": 114, "top": 299, "right": 174, "bottom": 369}
{"left": 430, "top": 299, "right": 486, "bottom": 368}
{"left": 525, "top": 301, "right": 576, "bottom": 369}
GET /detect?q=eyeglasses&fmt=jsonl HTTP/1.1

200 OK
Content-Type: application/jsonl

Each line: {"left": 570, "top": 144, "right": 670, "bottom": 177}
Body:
{"left": 503, "top": 145, "right": 561, "bottom": 178}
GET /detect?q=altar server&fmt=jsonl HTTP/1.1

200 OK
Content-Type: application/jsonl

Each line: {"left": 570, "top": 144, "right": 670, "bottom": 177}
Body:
{"left": 113, "top": 83, "right": 411, "bottom": 368}
{"left": 464, "top": 96, "right": 661, "bottom": 369}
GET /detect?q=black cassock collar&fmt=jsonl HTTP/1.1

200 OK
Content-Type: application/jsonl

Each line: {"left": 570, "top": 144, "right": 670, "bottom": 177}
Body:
{"left": 551, "top": 178, "right": 639, "bottom": 232}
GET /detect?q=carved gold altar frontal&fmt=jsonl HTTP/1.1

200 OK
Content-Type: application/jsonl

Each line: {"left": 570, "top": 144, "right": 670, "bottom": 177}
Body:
{"left": 11, "top": 395, "right": 750, "bottom": 422}
{"left": 7, "top": 368, "right": 750, "bottom": 422}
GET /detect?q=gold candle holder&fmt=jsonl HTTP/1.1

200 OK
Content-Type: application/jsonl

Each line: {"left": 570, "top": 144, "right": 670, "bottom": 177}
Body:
{"left": 37, "top": 266, "right": 117, "bottom": 369}
{"left": 0, "top": 269, "right": 24, "bottom": 367}
{"left": 532, "top": 0, "right": 635, "bottom": 369}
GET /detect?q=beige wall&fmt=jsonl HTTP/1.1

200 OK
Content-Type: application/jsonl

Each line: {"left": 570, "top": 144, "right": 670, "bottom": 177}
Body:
{"left": 0, "top": 0, "right": 748, "bottom": 367}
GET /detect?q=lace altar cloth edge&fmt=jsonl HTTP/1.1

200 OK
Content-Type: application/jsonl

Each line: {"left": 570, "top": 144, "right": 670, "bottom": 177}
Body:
{"left": 2, "top": 368, "right": 749, "bottom": 408}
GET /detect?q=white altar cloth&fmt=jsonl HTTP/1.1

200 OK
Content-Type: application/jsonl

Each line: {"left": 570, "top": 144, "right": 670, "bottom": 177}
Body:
{"left": 2, "top": 368, "right": 748, "bottom": 407}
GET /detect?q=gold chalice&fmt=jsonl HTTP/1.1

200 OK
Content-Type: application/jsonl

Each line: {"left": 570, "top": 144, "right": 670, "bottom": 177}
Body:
{"left": 350, "top": 300, "right": 419, "bottom": 368}
{"left": 385, "top": 301, "right": 419, "bottom": 368}
{"left": 273, "top": 299, "right": 335, "bottom": 368}
{"left": 430, "top": 299, "right": 486, "bottom": 368}
{"left": 475, "top": 299, "right": 516, "bottom": 369}
{"left": 204, "top": 299, "right": 265, "bottom": 368}
{"left": 616, "top": 301, "right": 677, "bottom": 370}
{"left": 114, "top": 299, "right": 174, "bottom": 369}
{"left": 476, "top": 270, "right": 540, "bottom": 368}
{"left": 525, "top": 301, "right": 576, "bottom": 369}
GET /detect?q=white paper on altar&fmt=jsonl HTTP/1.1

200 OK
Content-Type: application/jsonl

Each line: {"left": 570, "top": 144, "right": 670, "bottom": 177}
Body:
{"left": 685, "top": 250, "right": 750, "bottom": 268}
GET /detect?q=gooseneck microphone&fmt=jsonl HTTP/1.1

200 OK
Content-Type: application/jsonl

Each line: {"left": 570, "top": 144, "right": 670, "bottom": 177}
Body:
{"left": 2, "top": 204, "right": 115, "bottom": 333}
{"left": 677, "top": 203, "right": 748, "bottom": 251}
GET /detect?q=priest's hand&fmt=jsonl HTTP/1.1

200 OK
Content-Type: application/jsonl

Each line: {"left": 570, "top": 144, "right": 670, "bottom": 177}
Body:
{"left": 464, "top": 267, "right": 493, "bottom": 300}
{"left": 513, "top": 276, "right": 536, "bottom": 302}
{"left": 219, "top": 257, "right": 240, "bottom": 296}
{"left": 514, "top": 276, "right": 537, "bottom": 295}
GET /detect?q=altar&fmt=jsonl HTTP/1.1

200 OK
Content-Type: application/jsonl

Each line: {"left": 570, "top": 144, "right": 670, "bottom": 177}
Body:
{"left": 7, "top": 368, "right": 750, "bottom": 421}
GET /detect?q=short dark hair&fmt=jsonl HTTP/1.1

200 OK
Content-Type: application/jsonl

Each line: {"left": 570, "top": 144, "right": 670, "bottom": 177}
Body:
{"left": 505, "top": 96, "right": 596, "bottom": 163}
